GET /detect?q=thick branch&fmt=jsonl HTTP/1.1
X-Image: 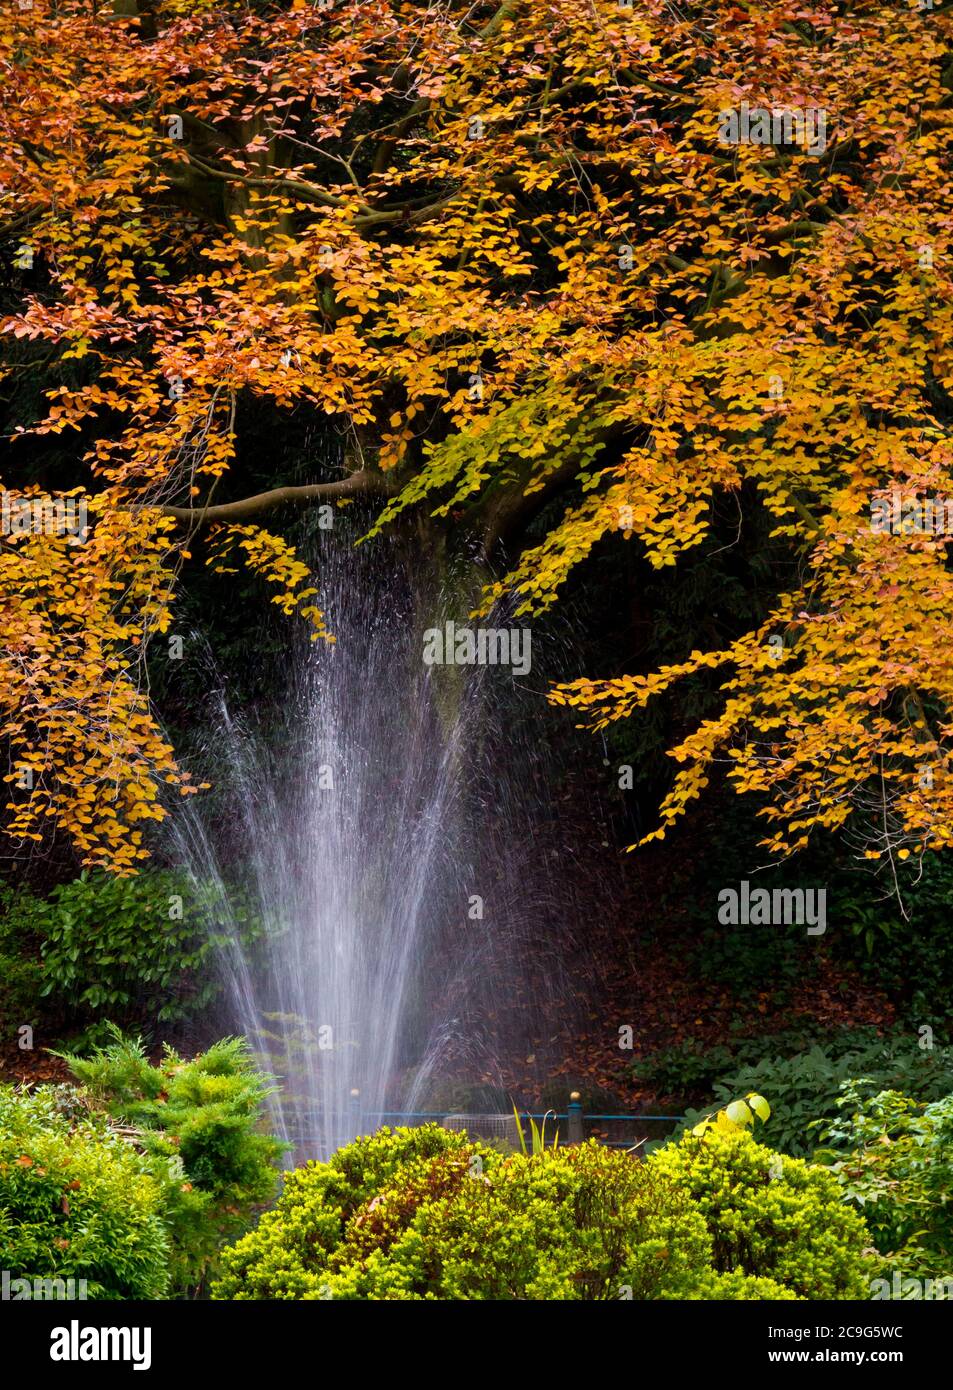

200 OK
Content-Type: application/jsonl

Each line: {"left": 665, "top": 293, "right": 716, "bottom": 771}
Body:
{"left": 480, "top": 458, "right": 584, "bottom": 554}
{"left": 159, "top": 469, "right": 391, "bottom": 526}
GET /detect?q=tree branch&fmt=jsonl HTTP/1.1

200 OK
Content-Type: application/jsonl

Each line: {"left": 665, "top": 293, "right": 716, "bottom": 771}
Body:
{"left": 158, "top": 469, "right": 392, "bottom": 526}
{"left": 480, "top": 458, "right": 585, "bottom": 554}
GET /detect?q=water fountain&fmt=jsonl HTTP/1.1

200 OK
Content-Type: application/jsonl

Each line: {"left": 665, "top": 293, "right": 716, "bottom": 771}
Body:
{"left": 170, "top": 523, "right": 608, "bottom": 1160}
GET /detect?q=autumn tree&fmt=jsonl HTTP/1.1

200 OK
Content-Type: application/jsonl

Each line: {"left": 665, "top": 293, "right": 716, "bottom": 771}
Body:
{"left": 0, "top": 0, "right": 951, "bottom": 876}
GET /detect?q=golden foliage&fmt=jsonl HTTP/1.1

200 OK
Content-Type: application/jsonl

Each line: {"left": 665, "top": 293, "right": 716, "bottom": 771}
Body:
{"left": 0, "top": 0, "right": 951, "bottom": 867}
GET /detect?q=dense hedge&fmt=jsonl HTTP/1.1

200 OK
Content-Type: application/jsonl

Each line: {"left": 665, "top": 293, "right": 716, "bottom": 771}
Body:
{"left": 0, "top": 1082, "right": 880, "bottom": 1302}
{"left": 0, "top": 872, "right": 261, "bottom": 1038}
{"left": 667, "top": 1030, "right": 953, "bottom": 1158}
{"left": 0, "top": 1032, "right": 284, "bottom": 1300}
{"left": 59, "top": 1029, "right": 285, "bottom": 1296}
{"left": 817, "top": 1085, "right": 953, "bottom": 1289}
{"left": 650, "top": 1125, "right": 871, "bottom": 1299}
{"left": 0, "top": 1085, "right": 170, "bottom": 1300}
{"left": 212, "top": 1123, "right": 872, "bottom": 1301}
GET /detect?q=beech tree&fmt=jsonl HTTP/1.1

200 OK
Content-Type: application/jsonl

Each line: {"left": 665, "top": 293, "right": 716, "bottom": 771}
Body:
{"left": 0, "top": 0, "right": 951, "bottom": 874}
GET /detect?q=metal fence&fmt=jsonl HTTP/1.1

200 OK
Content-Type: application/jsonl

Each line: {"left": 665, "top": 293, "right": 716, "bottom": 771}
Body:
{"left": 283, "top": 1094, "right": 681, "bottom": 1154}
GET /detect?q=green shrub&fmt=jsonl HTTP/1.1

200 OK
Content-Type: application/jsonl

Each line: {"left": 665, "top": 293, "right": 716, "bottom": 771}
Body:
{"left": 832, "top": 856, "right": 953, "bottom": 1025}
{"left": 632, "top": 1024, "right": 827, "bottom": 1098}
{"left": 672, "top": 1030, "right": 953, "bottom": 1156}
{"left": 9, "top": 870, "right": 259, "bottom": 1025}
{"left": 0, "top": 952, "right": 43, "bottom": 1042}
{"left": 356, "top": 1141, "right": 711, "bottom": 1302}
{"left": 648, "top": 1126, "right": 871, "bottom": 1299}
{"left": 214, "top": 1125, "right": 476, "bottom": 1299}
{"left": 815, "top": 1085, "right": 953, "bottom": 1290}
{"left": 0, "top": 884, "right": 44, "bottom": 1040}
{"left": 632, "top": 1039, "right": 740, "bottom": 1097}
{"left": 213, "top": 1125, "right": 715, "bottom": 1301}
{"left": 0, "top": 1084, "right": 170, "bottom": 1299}
{"left": 669, "top": 1270, "right": 800, "bottom": 1300}
{"left": 689, "top": 918, "right": 810, "bottom": 994}
{"left": 213, "top": 1122, "right": 869, "bottom": 1301}
{"left": 59, "top": 1027, "right": 284, "bottom": 1296}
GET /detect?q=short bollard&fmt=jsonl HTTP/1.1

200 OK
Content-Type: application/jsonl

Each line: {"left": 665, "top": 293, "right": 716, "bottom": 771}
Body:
{"left": 567, "top": 1091, "right": 584, "bottom": 1145}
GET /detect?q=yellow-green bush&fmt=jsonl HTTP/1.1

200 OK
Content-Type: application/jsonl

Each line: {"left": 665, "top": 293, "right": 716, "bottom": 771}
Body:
{"left": 213, "top": 1126, "right": 710, "bottom": 1300}
{"left": 648, "top": 1126, "right": 871, "bottom": 1299}
{"left": 0, "top": 1085, "right": 170, "bottom": 1300}
{"left": 212, "top": 1125, "right": 464, "bottom": 1299}
{"left": 336, "top": 1138, "right": 711, "bottom": 1301}
{"left": 59, "top": 1029, "right": 284, "bottom": 1297}
{"left": 669, "top": 1270, "right": 800, "bottom": 1300}
{"left": 213, "top": 1123, "right": 871, "bottom": 1301}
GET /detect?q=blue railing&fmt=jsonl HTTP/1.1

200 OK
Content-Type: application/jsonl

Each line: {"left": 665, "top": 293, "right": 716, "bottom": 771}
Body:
{"left": 282, "top": 1100, "right": 681, "bottom": 1150}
